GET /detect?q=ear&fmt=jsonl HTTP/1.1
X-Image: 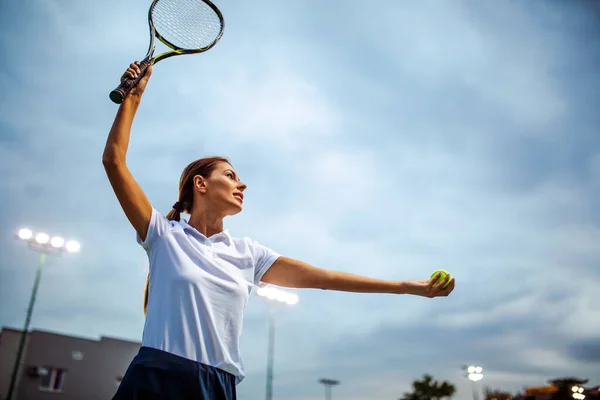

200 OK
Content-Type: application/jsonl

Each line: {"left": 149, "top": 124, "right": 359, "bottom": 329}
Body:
{"left": 193, "top": 175, "right": 208, "bottom": 193}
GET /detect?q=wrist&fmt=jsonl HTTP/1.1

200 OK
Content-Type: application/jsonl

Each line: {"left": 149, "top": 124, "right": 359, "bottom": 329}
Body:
{"left": 122, "top": 94, "right": 142, "bottom": 106}
{"left": 395, "top": 280, "right": 424, "bottom": 296}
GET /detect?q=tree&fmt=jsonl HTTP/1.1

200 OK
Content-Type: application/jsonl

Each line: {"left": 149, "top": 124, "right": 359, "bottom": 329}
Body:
{"left": 400, "top": 374, "right": 457, "bottom": 400}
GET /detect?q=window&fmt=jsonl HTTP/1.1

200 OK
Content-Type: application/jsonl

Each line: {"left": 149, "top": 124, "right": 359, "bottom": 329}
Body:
{"left": 39, "top": 367, "right": 67, "bottom": 392}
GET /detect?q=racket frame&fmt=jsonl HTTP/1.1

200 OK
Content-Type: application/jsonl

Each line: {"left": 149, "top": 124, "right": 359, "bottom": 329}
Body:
{"left": 109, "top": 0, "right": 224, "bottom": 104}
{"left": 147, "top": 0, "right": 224, "bottom": 65}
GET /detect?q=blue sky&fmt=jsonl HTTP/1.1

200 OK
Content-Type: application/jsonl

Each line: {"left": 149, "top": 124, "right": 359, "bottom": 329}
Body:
{"left": 1, "top": 0, "right": 599, "bottom": 399}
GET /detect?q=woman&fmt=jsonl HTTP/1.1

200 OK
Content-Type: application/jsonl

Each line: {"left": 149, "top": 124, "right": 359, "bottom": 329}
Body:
{"left": 104, "top": 62, "right": 455, "bottom": 400}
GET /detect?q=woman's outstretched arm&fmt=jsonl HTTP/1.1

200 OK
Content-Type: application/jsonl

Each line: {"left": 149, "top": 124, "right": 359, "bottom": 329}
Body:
{"left": 262, "top": 256, "right": 455, "bottom": 298}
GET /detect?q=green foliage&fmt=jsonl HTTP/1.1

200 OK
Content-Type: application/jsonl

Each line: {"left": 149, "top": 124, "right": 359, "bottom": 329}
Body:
{"left": 400, "top": 374, "right": 457, "bottom": 400}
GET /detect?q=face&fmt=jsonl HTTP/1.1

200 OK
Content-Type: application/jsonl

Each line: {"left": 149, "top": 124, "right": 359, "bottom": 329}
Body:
{"left": 194, "top": 162, "right": 247, "bottom": 216}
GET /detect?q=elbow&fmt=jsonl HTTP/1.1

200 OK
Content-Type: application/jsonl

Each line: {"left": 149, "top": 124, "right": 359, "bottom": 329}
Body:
{"left": 102, "top": 149, "right": 125, "bottom": 169}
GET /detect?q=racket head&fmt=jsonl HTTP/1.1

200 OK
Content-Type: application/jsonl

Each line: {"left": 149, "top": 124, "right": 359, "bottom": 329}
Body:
{"left": 150, "top": 0, "right": 224, "bottom": 61}
{"left": 109, "top": 0, "right": 224, "bottom": 104}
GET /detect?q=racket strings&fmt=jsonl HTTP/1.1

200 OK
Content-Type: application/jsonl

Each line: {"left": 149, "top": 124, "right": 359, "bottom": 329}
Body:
{"left": 152, "top": 0, "right": 222, "bottom": 50}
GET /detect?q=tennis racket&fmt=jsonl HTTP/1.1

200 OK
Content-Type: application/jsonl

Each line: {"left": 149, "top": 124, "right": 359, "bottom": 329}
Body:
{"left": 109, "top": 0, "right": 224, "bottom": 104}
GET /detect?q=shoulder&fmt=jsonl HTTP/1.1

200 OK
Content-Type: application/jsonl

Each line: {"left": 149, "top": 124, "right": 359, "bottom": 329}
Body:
{"left": 150, "top": 208, "right": 178, "bottom": 226}
{"left": 138, "top": 208, "right": 181, "bottom": 248}
{"left": 152, "top": 209, "right": 185, "bottom": 235}
{"left": 228, "top": 234, "right": 256, "bottom": 249}
{"left": 228, "top": 234, "right": 279, "bottom": 260}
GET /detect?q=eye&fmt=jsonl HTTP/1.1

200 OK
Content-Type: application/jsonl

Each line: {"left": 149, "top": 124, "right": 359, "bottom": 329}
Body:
{"left": 226, "top": 172, "right": 234, "bottom": 179}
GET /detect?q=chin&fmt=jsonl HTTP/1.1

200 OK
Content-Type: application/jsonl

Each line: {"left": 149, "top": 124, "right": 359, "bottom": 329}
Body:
{"left": 226, "top": 203, "right": 243, "bottom": 216}
{"left": 232, "top": 204, "right": 243, "bottom": 213}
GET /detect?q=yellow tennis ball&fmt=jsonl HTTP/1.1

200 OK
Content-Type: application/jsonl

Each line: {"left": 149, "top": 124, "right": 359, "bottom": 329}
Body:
{"left": 430, "top": 269, "right": 452, "bottom": 288}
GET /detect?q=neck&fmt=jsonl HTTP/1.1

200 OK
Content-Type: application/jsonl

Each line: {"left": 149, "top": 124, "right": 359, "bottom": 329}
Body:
{"left": 187, "top": 208, "right": 225, "bottom": 237}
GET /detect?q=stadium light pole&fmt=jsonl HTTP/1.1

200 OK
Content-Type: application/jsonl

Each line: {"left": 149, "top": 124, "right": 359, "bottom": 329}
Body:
{"left": 7, "top": 228, "right": 80, "bottom": 400}
{"left": 256, "top": 284, "right": 299, "bottom": 400}
{"left": 319, "top": 378, "right": 340, "bottom": 400}
{"left": 465, "top": 365, "right": 483, "bottom": 400}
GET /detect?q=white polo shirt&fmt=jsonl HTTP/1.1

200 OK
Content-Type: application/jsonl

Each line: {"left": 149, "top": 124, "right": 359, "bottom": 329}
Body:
{"left": 137, "top": 208, "right": 280, "bottom": 383}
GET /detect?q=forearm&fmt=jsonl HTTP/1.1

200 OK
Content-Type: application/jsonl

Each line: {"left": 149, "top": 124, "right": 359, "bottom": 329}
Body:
{"left": 103, "top": 96, "right": 142, "bottom": 164}
{"left": 262, "top": 257, "right": 421, "bottom": 295}
{"left": 315, "top": 269, "right": 418, "bottom": 295}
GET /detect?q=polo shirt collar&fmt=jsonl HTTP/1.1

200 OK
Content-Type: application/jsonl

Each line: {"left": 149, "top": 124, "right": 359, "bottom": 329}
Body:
{"left": 180, "top": 219, "right": 231, "bottom": 243}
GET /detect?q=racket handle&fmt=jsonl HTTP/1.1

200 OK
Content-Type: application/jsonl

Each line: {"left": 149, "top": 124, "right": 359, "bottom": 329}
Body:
{"left": 109, "top": 60, "right": 151, "bottom": 104}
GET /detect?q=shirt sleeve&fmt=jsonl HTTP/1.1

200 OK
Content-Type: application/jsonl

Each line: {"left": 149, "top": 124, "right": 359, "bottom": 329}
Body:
{"left": 251, "top": 240, "right": 281, "bottom": 285}
{"left": 136, "top": 208, "right": 172, "bottom": 250}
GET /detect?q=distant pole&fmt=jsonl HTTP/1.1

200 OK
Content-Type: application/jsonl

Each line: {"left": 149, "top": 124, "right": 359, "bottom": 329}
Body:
{"left": 319, "top": 378, "right": 340, "bottom": 400}
{"left": 7, "top": 252, "right": 46, "bottom": 400}
{"left": 265, "top": 305, "right": 275, "bottom": 400}
{"left": 7, "top": 228, "right": 80, "bottom": 400}
{"left": 464, "top": 365, "right": 483, "bottom": 400}
{"left": 471, "top": 381, "right": 479, "bottom": 400}
{"left": 256, "top": 284, "right": 298, "bottom": 400}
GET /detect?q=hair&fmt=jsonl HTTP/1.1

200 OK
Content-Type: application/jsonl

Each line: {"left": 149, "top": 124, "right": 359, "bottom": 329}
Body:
{"left": 143, "top": 156, "right": 231, "bottom": 315}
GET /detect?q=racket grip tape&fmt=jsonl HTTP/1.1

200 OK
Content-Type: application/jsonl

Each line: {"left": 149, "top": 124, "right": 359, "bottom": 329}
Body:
{"left": 109, "top": 60, "right": 151, "bottom": 104}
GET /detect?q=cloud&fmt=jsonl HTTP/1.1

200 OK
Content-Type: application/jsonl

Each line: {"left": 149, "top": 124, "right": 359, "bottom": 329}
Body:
{"left": 568, "top": 339, "right": 600, "bottom": 364}
{"left": 202, "top": 65, "right": 341, "bottom": 147}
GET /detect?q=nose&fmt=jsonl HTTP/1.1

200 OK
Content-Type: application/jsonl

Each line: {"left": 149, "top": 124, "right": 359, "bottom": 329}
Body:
{"left": 237, "top": 181, "right": 247, "bottom": 192}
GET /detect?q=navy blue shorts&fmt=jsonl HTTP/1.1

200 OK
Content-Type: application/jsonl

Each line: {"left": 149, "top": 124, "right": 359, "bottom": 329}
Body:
{"left": 113, "top": 346, "right": 237, "bottom": 400}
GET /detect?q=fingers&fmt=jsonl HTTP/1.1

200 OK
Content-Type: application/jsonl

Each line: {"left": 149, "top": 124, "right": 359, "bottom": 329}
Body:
{"left": 437, "top": 277, "right": 455, "bottom": 297}
{"left": 428, "top": 272, "right": 442, "bottom": 289}
{"left": 439, "top": 274, "right": 451, "bottom": 289}
{"left": 430, "top": 274, "right": 455, "bottom": 297}
{"left": 121, "top": 61, "right": 146, "bottom": 82}
{"left": 129, "top": 62, "right": 142, "bottom": 78}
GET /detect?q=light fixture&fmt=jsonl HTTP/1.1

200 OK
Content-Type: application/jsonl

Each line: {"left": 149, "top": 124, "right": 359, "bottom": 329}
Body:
{"left": 65, "top": 240, "right": 80, "bottom": 253}
{"left": 17, "top": 228, "right": 80, "bottom": 253}
{"left": 257, "top": 285, "right": 299, "bottom": 305}
{"left": 18, "top": 229, "right": 33, "bottom": 240}
{"left": 50, "top": 236, "right": 65, "bottom": 248}
{"left": 467, "top": 365, "right": 483, "bottom": 382}
{"left": 35, "top": 233, "right": 49, "bottom": 244}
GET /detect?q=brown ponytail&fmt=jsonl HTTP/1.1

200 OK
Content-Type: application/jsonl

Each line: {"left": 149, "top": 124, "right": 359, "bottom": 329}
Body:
{"left": 165, "top": 201, "right": 185, "bottom": 221}
{"left": 143, "top": 156, "right": 231, "bottom": 315}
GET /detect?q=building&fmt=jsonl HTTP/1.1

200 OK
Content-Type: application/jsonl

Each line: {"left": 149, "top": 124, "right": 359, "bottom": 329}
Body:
{"left": 516, "top": 381, "right": 600, "bottom": 400}
{"left": 0, "top": 327, "right": 140, "bottom": 400}
{"left": 485, "top": 390, "right": 513, "bottom": 400}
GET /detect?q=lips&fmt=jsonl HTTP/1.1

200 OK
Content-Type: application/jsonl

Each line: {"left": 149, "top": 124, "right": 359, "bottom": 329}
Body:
{"left": 233, "top": 193, "right": 244, "bottom": 202}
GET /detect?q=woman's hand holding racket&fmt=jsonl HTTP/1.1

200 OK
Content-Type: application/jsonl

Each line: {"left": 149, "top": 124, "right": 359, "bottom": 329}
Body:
{"left": 120, "top": 62, "right": 153, "bottom": 101}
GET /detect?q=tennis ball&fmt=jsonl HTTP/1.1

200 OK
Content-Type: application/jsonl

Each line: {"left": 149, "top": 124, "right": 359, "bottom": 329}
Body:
{"left": 430, "top": 269, "right": 452, "bottom": 288}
